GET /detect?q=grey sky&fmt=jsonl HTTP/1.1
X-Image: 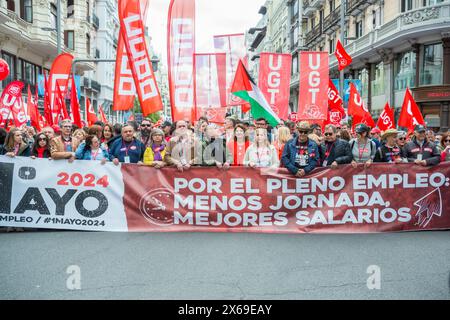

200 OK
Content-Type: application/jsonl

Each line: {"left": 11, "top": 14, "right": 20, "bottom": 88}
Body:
{"left": 147, "top": 0, "right": 265, "bottom": 67}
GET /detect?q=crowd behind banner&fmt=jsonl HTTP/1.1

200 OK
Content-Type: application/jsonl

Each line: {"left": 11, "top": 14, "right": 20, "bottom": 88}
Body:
{"left": 1, "top": 114, "right": 449, "bottom": 232}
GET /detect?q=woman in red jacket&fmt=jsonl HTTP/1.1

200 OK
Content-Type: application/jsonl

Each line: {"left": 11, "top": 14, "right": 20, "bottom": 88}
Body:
{"left": 227, "top": 124, "right": 250, "bottom": 166}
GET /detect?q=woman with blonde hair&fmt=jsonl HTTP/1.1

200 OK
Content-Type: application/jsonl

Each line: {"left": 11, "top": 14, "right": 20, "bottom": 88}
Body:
{"left": 244, "top": 128, "right": 279, "bottom": 168}
{"left": 273, "top": 126, "right": 291, "bottom": 160}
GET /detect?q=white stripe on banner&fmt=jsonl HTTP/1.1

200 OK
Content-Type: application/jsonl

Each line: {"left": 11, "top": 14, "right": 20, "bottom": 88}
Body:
{"left": 0, "top": 156, "right": 128, "bottom": 231}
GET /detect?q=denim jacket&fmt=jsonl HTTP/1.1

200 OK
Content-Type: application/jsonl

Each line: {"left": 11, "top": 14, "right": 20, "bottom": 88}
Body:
{"left": 281, "top": 138, "right": 320, "bottom": 175}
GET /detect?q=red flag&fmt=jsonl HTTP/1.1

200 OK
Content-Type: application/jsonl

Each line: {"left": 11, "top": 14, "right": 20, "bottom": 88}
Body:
{"left": 258, "top": 53, "right": 292, "bottom": 120}
{"left": 27, "top": 85, "right": 41, "bottom": 131}
{"left": 168, "top": 0, "right": 196, "bottom": 122}
{"left": 376, "top": 103, "right": 395, "bottom": 131}
{"left": 55, "top": 83, "right": 69, "bottom": 120}
{"left": 70, "top": 76, "right": 83, "bottom": 128}
{"left": 86, "top": 98, "right": 98, "bottom": 126}
{"left": 298, "top": 52, "right": 329, "bottom": 121}
{"left": 348, "top": 83, "right": 375, "bottom": 129}
{"left": 113, "top": 0, "right": 149, "bottom": 112}
{"left": 118, "top": 0, "right": 163, "bottom": 116}
{"left": 0, "top": 81, "right": 25, "bottom": 128}
{"left": 99, "top": 105, "right": 108, "bottom": 123}
{"left": 43, "top": 72, "right": 53, "bottom": 126}
{"left": 398, "top": 88, "right": 425, "bottom": 132}
{"left": 335, "top": 40, "right": 352, "bottom": 71}
{"left": 326, "top": 80, "right": 345, "bottom": 126}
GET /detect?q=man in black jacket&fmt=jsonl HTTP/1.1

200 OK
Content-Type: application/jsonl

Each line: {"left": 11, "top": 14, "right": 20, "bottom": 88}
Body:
{"left": 319, "top": 124, "right": 352, "bottom": 168}
{"left": 404, "top": 125, "right": 441, "bottom": 166}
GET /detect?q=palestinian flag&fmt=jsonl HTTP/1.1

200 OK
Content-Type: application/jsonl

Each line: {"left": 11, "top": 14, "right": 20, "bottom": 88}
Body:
{"left": 231, "top": 59, "right": 281, "bottom": 127}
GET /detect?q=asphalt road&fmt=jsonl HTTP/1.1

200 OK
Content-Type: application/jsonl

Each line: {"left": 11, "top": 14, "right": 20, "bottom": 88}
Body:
{"left": 0, "top": 230, "right": 449, "bottom": 300}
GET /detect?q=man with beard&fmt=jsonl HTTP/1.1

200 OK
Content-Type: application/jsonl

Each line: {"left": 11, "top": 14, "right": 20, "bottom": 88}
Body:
{"left": 137, "top": 119, "right": 153, "bottom": 147}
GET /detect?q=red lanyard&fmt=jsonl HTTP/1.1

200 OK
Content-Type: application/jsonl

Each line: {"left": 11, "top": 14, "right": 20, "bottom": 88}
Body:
{"left": 91, "top": 149, "right": 100, "bottom": 160}
{"left": 122, "top": 141, "right": 135, "bottom": 156}
{"left": 325, "top": 143, "right": 335, "bottom": 158}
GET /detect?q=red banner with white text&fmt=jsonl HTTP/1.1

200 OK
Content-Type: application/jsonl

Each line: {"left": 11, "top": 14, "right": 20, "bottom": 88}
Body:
{"left": 258, "top": 53, "right": 292, "bottom": 121}
{"left": 0, "top": 81, "right": 25, "bottom": 128}
{"left": 48, "top": 53, "right": 73, "bottom": 123}
{"left": 168, "top": 0, "right": 196, "bottom": 122}
{"left": 0, "top": 156, "right": 449, "bottom": 233}
{"left": 113, "top": 0, "right": 149, "bottom": 112}
{"left": 118, "top": 0, "right": 163, "bottom": 116}
{"left": 298, "top": 52, "right": 329, "bottom": 122}
{"left": 194, "top": 53, "right": 227, "bottom": 124}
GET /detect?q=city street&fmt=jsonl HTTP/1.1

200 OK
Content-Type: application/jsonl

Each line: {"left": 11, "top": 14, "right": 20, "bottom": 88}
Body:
{"left": 0, "top": 230, "right": 449, "bottom": 299}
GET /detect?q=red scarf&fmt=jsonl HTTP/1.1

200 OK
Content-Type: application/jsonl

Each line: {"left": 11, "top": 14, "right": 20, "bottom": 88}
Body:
{"left": 36, "top": 147, "right": 46, "bottom": 158}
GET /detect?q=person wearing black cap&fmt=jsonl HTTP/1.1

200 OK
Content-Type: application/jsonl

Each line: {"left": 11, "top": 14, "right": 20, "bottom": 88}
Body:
{"left": 349, "top": 123, "right": 377, "bottom": 168}
{"left": 404, "top": 125, "right": 441, "bottom": 166}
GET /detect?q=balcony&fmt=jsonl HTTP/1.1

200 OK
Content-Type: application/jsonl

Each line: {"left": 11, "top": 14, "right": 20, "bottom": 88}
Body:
{"left": 92, "top": 14, "right": 99, "bottom": 30}
{"left": 329, "top": 2, "right": 450, "bottom": 69}
{"left": 347, "top": 0, "right": 377, "bottom": 15}
{"left": 91, "top": 80, "right": 101, "bottom": 93}
{"left": 304, "top": 0, "right": 326, "bottom": 17}
{"left": 305, "top": 24, "right": 322, "bottom": 46}
{"left": 323, "top": 5, "right": 341, "bottom": 35}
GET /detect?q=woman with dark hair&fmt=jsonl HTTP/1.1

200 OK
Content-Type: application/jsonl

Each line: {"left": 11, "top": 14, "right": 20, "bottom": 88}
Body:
{"left": 0, "top": 127, "right": 7, "bottom": 155}
{"left": 1, "top": 128, "right": 31, "bottom": 157}
{"left": 88, "top": 125, "right": 103, "bottom": 141}
{"left": 31, "top": 133, "right": 51, "bottom": 159}
{"left": 227, "top": 124, "right": 250, "bottom": 166}
{"left": 102, "top": 123, "right": 114, "bottom": 151}
{"left": 75, "top": 135, "right": 109, "bottom": 164}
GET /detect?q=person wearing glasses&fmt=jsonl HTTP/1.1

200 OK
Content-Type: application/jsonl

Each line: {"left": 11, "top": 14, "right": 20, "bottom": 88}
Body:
{"left": 440, "top": 132, "right": 450, "bottom": 162}
{"left": 374, "top": 129, "right": 407, "bottom": 163}
{"left": 349, "top": 124, "right": 377, "bottom": 168}
{"left": 396, "top": 131, "right": 408, "bottom": 150}
{"left": 281, "top": 121, "right": 320, "bottom": 177}
{"left": 319, "top": 124, "right": 352, "bottom": 168}
{"left": 404, "top": 125, "right": 441, "bottom": 166}
{"left": 49, "top": 119, "right": 80, "bottom": 162}
{"left": 31, "top": 133, "right": 51, "bottom": 159}
{"left": 109, "top": 125, "right": 146, "bottom": 165}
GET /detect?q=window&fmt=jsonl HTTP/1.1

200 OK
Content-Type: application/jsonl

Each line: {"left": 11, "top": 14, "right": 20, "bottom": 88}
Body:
{"left": 86, "top": 0, "right": 90, "bottom": 22}
{"left": 86, "top": 34, "right": 91, "bottom": 55}
{"left": 67, "top": 0, "right": 74, "bottom": 18}
{"left": 421, "top": 43, "right": 443, "bottom": 86}
{"left": 20, "top": 59, "right": 40, "bottom": 86}
{"left": 372, "top": 7, "right": 382, "bottom": 29}
{"left": 292, "top": 54, "right": 298, "bottom": 75}
{"left": 355, "top": 20, "right": 363, "bottom": 38}
{"left": 394, "top": 51, "right": 416, "bottom": 91}
{"left": 423, "top": 0, "right": 444, "bottom": 6}
{"left": 1, "top": 51, "right": 16, "bottom": 86}
{"left": 50, "top": 3, "right": 57, "bottom": 29}
{"left": 401, "top": 0, "right": 413, "bottom": 12}
{"left": 64, "top": 30, "right": 74, "bottom": 50}
{"left": 329, "top": 38, "right": 335, "bottom": 53}
{"left": 20, "top": 0, "right": 33, "bottom": 23}
{"left": 329, "top": 0, "right": 335, "bottom": 11}
{"left": 371, "top": 61, "right": 385, "bottom": 97}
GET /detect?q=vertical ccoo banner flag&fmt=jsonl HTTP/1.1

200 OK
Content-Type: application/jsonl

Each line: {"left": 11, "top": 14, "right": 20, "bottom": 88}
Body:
{"left": 167, "top": 0, "right": 196, "bottom": 122}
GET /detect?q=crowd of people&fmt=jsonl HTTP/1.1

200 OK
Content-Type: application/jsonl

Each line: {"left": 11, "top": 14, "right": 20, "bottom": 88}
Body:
{"left": 1, "top": 116, "right": 449, "bottom": 177}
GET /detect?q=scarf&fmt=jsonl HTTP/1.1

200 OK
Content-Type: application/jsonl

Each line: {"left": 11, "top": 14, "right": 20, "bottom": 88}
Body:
{"left": 152, "top": 143, "right": 165, "bottom": 161}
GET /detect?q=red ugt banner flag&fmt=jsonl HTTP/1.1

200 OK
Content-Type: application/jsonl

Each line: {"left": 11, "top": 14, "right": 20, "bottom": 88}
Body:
{"left": 0, "top": 81, "right": 25, "bottom": 128}
{"left": 258, "top": 53, "right": 292, "bottom": 121}
{"left": 48, "top": 53, "right": 73, "bottom": 123}
{"left": 377, "top": 103, "right": 395, "bottom": 131}
{"left": 298, "top": 52, "right": 328, "bottom": 121}
{"left": 113, "top": 0, "right": 149, "bottom": 112}
{"left": 335, "top": 40, "right": 352, "bottom": 71}
{"left": 168, "top": 0, "right": 196, "bottom": 122}
{"left": 398, "top": 88, "right": 425, "bottom": 133}
{"left": 119, "top": 0, "right": 163, "bottom": 116}
{"left": 86, "top": 98, "right": 98, "bottom": 126}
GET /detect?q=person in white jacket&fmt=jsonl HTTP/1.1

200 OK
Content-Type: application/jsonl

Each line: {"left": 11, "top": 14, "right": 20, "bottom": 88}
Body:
{"left": 244, "top": 128, "right": 280, "bottom": 168}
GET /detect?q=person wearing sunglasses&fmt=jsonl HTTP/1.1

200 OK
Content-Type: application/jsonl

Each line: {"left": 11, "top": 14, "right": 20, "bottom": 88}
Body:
{"left": 396, "top": 131, "right": 408, "bottom": 149}
{"left": 281, "top": 121, "right": 320, "bottom": 177}
{"left": 31, "top": 134, "right": 51, "bottom": 159}
{"left": 319, "top": 124, "right": 352, "bottom": 169}
{"left": 137, "top": 119, "right": 154, "bottom": 147}
{"left": 440, "top": 132, "right": 450, "bottom": 162}
{"left": 404, "top": 125, "right": 441, "bottom": 166}
{"left": 374, "top": 129, "right": 407, "bottom": 163}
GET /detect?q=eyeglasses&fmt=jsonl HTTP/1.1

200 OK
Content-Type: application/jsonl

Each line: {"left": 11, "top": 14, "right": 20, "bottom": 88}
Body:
{"left": 141, "top": 124, "right": 152, "bottom": 127}
{"left": 444, "top": 140, "right": 450, "bottom": 143}
{"left": 324, "top": 133, "right": 333, "bottom": 137}
{"left": 63, "top": 126, "right": 72, "bottom": 129}
{"left": 398, "top": 137, "right": 406, "bottom": 140}
{"left": 38, "top": 137, "right": 47, "bottom": 141}
{"left": 256, "top": 122, "right": 266, "bottom": 126}
{"left": 299, "top": 130, "right": 309, "bottom": 135}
